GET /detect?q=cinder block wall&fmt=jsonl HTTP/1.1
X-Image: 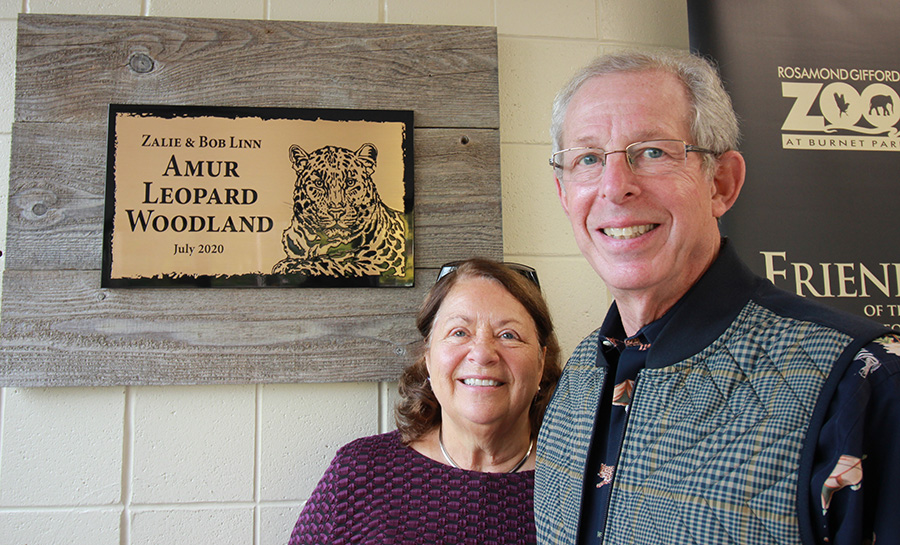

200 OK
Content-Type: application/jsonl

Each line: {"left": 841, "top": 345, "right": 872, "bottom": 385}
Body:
{"left": 0, "top": 1, "right": 687, "bottom": 543}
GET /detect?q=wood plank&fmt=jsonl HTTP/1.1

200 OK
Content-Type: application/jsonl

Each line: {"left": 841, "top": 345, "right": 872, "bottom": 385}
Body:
{"left": 1, "top": 15, "right": 501, "bottom": 386}
{"left": 14, "top": 14, "right": 499, "bottom": 129}
{"left": 0, "top": 269, "right": 440, "bottom": 385}
{"left": 5, "top": 124, "right": 501, "bottom": 270}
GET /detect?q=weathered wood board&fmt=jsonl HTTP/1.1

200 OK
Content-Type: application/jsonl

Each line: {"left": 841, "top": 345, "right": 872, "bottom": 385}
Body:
{"left": 1, "top": 14, "right": 501, "bottom": 386}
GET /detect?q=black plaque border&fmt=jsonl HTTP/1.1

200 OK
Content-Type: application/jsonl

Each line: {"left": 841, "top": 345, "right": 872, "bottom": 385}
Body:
{"left": 101, "top": 104, "right": 415, "bottom": 289}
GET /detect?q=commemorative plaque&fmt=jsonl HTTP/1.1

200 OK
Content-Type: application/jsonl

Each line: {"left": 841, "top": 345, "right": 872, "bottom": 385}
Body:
{"left": 102, "top": 105, "right": 414, "bottom": 288}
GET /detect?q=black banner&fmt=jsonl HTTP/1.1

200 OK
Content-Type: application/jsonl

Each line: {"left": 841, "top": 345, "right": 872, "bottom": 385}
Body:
{"left": 689, "top": 1, "right": 900, "bottom": 330}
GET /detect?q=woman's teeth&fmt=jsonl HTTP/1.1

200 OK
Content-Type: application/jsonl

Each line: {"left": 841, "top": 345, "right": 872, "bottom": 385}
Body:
{"left": 462, "top": 378, "right": 500, "bottom": 386}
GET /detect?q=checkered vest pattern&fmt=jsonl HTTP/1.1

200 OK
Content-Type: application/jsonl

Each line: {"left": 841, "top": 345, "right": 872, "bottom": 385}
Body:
{"left": 536, "top": 301, "right": 856, "bottom": 544}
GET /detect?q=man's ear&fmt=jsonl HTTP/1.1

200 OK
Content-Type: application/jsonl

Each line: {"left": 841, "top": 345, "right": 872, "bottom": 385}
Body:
{"left": 555, "top": 174, "right": 570, "bottom": 217}
{"left": 710, "top": 150, "right": 746, "bottom": 218}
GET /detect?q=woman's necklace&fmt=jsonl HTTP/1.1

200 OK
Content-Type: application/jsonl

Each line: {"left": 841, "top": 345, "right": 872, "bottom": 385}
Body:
{"left": 438, "top": 426, "right": 534, "bottom": 473}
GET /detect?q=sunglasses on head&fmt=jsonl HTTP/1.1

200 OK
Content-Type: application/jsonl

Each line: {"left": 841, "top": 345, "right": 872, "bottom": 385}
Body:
{"left": 436, "top": 261, "right": 541, "bottom": 288}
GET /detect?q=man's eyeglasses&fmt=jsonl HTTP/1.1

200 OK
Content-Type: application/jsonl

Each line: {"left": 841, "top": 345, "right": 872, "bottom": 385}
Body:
{"left": 437, "top": 261, "right": 540, "bottom": 288}
{"left": 549, "top": 139, "right": 716, "bottom": 187}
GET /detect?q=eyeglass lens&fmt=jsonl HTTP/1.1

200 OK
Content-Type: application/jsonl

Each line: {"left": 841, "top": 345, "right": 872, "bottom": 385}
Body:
{"left": 552, "top": 140, "right": 696, "bottom": 185}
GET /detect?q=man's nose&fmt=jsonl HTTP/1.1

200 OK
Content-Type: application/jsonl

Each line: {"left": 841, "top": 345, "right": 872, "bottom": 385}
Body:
{"left": 599, "top": 152, "right": 641, "bottom": 203}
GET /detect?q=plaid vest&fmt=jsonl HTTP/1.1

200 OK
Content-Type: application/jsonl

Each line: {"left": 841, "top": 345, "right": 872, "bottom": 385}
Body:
{"left": 536, "top": 299, "right": 876, "bottom": 544}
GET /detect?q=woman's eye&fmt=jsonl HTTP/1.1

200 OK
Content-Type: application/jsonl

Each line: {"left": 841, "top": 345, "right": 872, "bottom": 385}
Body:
{"left": 450, "top": 329, "right": 467, "bottom": 337}
{"left": 641, "top": 147, "right": 665, "bottom": 159}
{"left": 499, "top": 331, "right": 519, "bottom": 340}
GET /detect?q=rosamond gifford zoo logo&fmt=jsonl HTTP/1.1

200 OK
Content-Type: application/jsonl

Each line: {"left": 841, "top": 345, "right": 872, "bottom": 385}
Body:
{"left": 779, "top": 65, "right": 900, "bottom": 150}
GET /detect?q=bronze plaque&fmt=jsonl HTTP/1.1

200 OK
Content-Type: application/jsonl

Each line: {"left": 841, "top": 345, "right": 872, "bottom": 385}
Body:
{"left": 102, "top": 105, "right": 414, "bottom": 288}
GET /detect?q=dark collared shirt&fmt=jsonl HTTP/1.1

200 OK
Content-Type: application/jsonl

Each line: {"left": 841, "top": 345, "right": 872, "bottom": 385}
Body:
{"left": 577, "top": 301, "right": 677, "bottom": 545}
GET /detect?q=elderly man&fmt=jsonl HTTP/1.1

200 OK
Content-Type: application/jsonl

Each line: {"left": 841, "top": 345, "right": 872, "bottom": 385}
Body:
{"left": 535, "top": 50, "right": 900, "bottom": 545}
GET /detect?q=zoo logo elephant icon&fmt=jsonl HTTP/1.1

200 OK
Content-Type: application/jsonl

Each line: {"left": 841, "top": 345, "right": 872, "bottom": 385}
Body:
{"left": 869, "top": 94, "right": 893, "bottom": 116}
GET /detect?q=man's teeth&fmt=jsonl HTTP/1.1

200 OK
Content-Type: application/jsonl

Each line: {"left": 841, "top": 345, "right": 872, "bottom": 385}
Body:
{"left": 603, "top": 224, "right": 656, "bottom": 239}
{"left": 462, "top": 378, "right": 501, "bottom": 386}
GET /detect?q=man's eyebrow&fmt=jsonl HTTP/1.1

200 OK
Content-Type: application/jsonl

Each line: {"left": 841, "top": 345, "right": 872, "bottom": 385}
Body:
{"left": 567, "top": 131, "right": 672, "bottom": 148}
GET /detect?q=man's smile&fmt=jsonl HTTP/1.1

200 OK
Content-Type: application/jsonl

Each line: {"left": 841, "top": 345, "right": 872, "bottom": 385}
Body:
{"left": 602, "top": 224, "right": 659, "bottom": 240}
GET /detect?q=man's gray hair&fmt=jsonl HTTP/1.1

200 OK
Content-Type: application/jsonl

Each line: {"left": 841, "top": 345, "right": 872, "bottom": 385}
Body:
{"left": 550, "top": 49, "right": 741, "bottom": 171}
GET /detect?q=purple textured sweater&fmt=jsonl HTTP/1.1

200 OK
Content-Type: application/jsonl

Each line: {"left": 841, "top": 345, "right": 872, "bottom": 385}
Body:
{"left": 289, "top": 430, "right": 536, "bottom": 544}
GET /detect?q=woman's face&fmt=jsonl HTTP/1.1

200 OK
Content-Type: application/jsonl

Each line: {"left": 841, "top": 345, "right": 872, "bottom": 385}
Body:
{"left": 425, "top": 276, "right": 545, "bottom": 435}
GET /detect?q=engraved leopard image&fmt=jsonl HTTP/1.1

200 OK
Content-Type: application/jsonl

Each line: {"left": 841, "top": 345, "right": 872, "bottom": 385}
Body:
{"left": 272, "top": 143, "right": 407, "bottom": 277}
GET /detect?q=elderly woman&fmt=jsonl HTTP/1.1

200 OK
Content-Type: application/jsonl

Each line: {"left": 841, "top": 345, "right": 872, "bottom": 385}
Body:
{"left": 289, "top": 258, "right": 562, "bottom": 544}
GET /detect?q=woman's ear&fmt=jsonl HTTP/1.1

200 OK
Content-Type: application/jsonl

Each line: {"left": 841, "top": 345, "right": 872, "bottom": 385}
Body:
{"left": 537, "top": 345, "right": 547, "bottom": 390}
